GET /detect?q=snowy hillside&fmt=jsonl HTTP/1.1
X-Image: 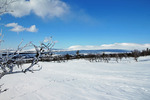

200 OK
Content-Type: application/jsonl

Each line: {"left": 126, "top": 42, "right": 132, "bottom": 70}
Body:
{"left": 0, "top": 56, "right": 150, "bottom": 100}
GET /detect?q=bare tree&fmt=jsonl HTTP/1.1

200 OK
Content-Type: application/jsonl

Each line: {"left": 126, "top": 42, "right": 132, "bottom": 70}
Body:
{"left": 0, "top": 34, "right": 55, "bottom": 93}
{"left": 132, "top": 50, "right": 140, "bottom": 62}
{"left": 0, "top": 0, "right": 54, "bottom": 79}
{"left": 0, "top": 38, "right": 55, "bottom": 79}
{"left": 0, "top": 0, "right": 55, "bottom": 93}
{"left": 115, "top": 54, "right": 119, "bottom": 63}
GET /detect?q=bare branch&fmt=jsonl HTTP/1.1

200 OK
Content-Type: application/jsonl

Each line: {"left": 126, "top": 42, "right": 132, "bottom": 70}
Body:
{"left": 0, "top": 0, "right": 17, "bottom": 15}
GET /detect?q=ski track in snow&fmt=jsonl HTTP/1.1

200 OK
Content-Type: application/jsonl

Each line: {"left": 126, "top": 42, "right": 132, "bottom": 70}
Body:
{"left": 10, "top": 78, "right": 77, "bottom": 100}
{"left": 0, "top": 56, "right": 150, "bottom": 100}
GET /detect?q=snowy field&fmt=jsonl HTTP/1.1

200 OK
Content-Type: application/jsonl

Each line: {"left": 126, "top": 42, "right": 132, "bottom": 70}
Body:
{"left": 0, "top": 56, "right": 150, "bottom": 100}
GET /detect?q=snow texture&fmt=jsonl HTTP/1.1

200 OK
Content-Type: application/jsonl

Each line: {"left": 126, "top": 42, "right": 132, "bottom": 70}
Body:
{"left": 0, "top": 56, "right": 150, "bottom": 100}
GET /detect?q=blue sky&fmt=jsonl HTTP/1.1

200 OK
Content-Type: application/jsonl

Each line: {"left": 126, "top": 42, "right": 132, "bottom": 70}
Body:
{"left": 0, "top": 0, "right": 150, "bottom": 50}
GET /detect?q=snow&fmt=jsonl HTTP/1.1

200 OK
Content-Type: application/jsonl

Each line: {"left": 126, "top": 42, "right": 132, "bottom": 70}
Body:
{"left": 0, "top": 56, "right": 150, "bottom": 100}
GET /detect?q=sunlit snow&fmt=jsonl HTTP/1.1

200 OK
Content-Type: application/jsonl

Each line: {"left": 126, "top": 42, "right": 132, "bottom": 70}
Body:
{"left": 0, "top": 56, "right": 150, "bottom": 100}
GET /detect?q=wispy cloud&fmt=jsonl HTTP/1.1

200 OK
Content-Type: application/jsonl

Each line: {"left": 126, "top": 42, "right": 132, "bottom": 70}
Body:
{"left": 5, "top": 23, "right": 38, "bottom": 33}
{"left": 43, "top": 37, "right": 52, "bottom": 43}
{"left": 5, "top": 0, "right": 69, "bottom": 18}
{"left": 43, "top": 36, "right": 58, "bottom": 44}
{"left": 68, "top": 43, "right": 150, "bottom": 50}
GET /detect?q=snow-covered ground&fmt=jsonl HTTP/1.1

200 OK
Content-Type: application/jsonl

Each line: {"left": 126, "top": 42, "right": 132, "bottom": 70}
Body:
{"left": 0, "top": 56, "right": 150, "bottom": 100}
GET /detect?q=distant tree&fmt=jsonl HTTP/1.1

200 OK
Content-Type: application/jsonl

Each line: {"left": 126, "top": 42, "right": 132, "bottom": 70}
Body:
{"left": 146, "top": 48, "right": 150, "bottom": 55}
{"left": 65, "top": 53, "right": 71, "bottom": 60}
{"left": 76, "top": 50, "right": 80, "bottom": 59}
{"left": 76, "top": 50, "right": 79, "bottom": 56}
{"left": 132, "top": 50, "right": 141, "bottom": 62}
{"left": 101, "top": 52, "right": 105, "bottom": 60}
{"left": 115, "top": 54, "right": 119, "bottom": 63}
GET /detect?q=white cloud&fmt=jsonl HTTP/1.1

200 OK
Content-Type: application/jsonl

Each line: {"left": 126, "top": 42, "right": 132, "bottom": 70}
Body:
{"left": 5, "top": 23, "right": 38, "bottom": 33}
{"left": 43, "top": 37, "right": 52, "bottom": 43}
{"left": 43, "top": 37, "right": 58, "bottom": 44}
{"left": 26, "top": 25, "right": 38, "bottom": 32}
{"left": 5, "top": 23, "right": 18, "bottom": 27}
{"left": 5, "top": 0, "right": 69, "bottom": 18}
{"left": 68, "top": 43, "right": 150, "bottom": 50}
{"left": 10, "top": 25, "right": 25, "bottom": 32}
{"left": 5, "top": 23, "right": 25, "bottom": 33}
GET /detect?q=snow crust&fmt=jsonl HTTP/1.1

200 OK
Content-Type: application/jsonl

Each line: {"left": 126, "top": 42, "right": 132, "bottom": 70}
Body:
{"left": 0, "top": 56, "right": 150, "bottom": 100}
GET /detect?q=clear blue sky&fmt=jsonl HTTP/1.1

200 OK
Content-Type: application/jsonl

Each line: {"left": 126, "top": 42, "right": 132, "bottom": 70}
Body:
{"left": 0, "top": 0, "right": 150, "bottom": 49}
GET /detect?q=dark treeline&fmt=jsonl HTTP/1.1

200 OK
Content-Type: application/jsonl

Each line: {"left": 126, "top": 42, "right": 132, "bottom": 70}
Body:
{"left": 3, "top": 48, "right": 149, "bottom": 64}
{"left": 39, "top": 48, "right": 150, "bottom": 63}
